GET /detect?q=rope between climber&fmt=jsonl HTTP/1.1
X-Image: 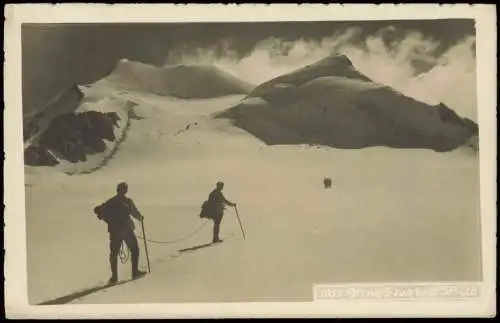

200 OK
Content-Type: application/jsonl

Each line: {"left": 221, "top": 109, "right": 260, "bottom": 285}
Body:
{"left": 136, "top": 220, "right": 209, "bottom": 245}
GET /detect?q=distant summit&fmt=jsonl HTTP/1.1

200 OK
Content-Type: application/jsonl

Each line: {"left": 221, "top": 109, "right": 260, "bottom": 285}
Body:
{"left": 218, "top": 54, "right": 478, "bottom": 152}
{"left": 247, "top": 54, "right": 373, "bottom": 100}
{"left": 97, "top": 59, "right": 254, "bottom": 99}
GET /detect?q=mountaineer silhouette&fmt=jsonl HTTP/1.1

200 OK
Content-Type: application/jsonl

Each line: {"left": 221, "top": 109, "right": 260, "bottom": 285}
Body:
{"left": 94, "top": 182, "right": 146, "bottom": 284}
{"left": 200, "top": 181, "right": 236, "bottom": 243}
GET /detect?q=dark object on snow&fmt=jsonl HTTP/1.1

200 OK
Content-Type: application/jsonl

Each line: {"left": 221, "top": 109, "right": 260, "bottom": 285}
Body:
{"left": 324, "top": 177, "right": 332, "bottom": 189}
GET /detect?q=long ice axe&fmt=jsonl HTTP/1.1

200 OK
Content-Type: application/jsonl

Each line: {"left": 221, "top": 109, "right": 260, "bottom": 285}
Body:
{"left": 140, "top": 219, "right": 151, "bottom": 273}
{"left": 234, "top": 205, "right": 246, "bottom": 240}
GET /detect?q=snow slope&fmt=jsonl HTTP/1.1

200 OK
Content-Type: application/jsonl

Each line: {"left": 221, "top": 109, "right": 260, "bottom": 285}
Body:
{"left": 23, "top": 56, "right": 480, "bottom": 305}
{"left": 23, "top": 60, "right": 253, "bottom": 171}
{"left": 25, "top": 86, "right": 481, "bottom": 305}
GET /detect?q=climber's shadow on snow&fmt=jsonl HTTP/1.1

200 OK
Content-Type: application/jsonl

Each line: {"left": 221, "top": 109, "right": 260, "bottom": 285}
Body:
{"left": 179, "top": 242, "right": 214, "bottom": 253}
{"left": 37, "top": 280, "right": 130, "bottom": 305}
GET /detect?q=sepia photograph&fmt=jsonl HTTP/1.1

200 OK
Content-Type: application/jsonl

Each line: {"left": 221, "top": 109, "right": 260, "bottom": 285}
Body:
{"left": 4, "top": 3, "right": 496, "bottom": 319}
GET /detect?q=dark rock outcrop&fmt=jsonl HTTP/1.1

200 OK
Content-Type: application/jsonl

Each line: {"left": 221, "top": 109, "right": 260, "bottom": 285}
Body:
{"left": 25, "top": 111, "right": 122, "bottom": 165}
{"left": 24, "top": 145, "right": 59, "bottom": 167}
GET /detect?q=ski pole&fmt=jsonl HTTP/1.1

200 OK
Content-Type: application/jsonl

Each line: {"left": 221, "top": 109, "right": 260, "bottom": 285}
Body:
{"left": 140, "top": 219, "right": 151, "bottom": 273}
{"left": 234, "top": 205, "right": 246, "bottom": 240}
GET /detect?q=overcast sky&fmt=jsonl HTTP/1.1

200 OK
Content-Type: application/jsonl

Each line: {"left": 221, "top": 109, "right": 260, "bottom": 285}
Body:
{"left": 22, "top": 20, "right": 475, "bottom": 114}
